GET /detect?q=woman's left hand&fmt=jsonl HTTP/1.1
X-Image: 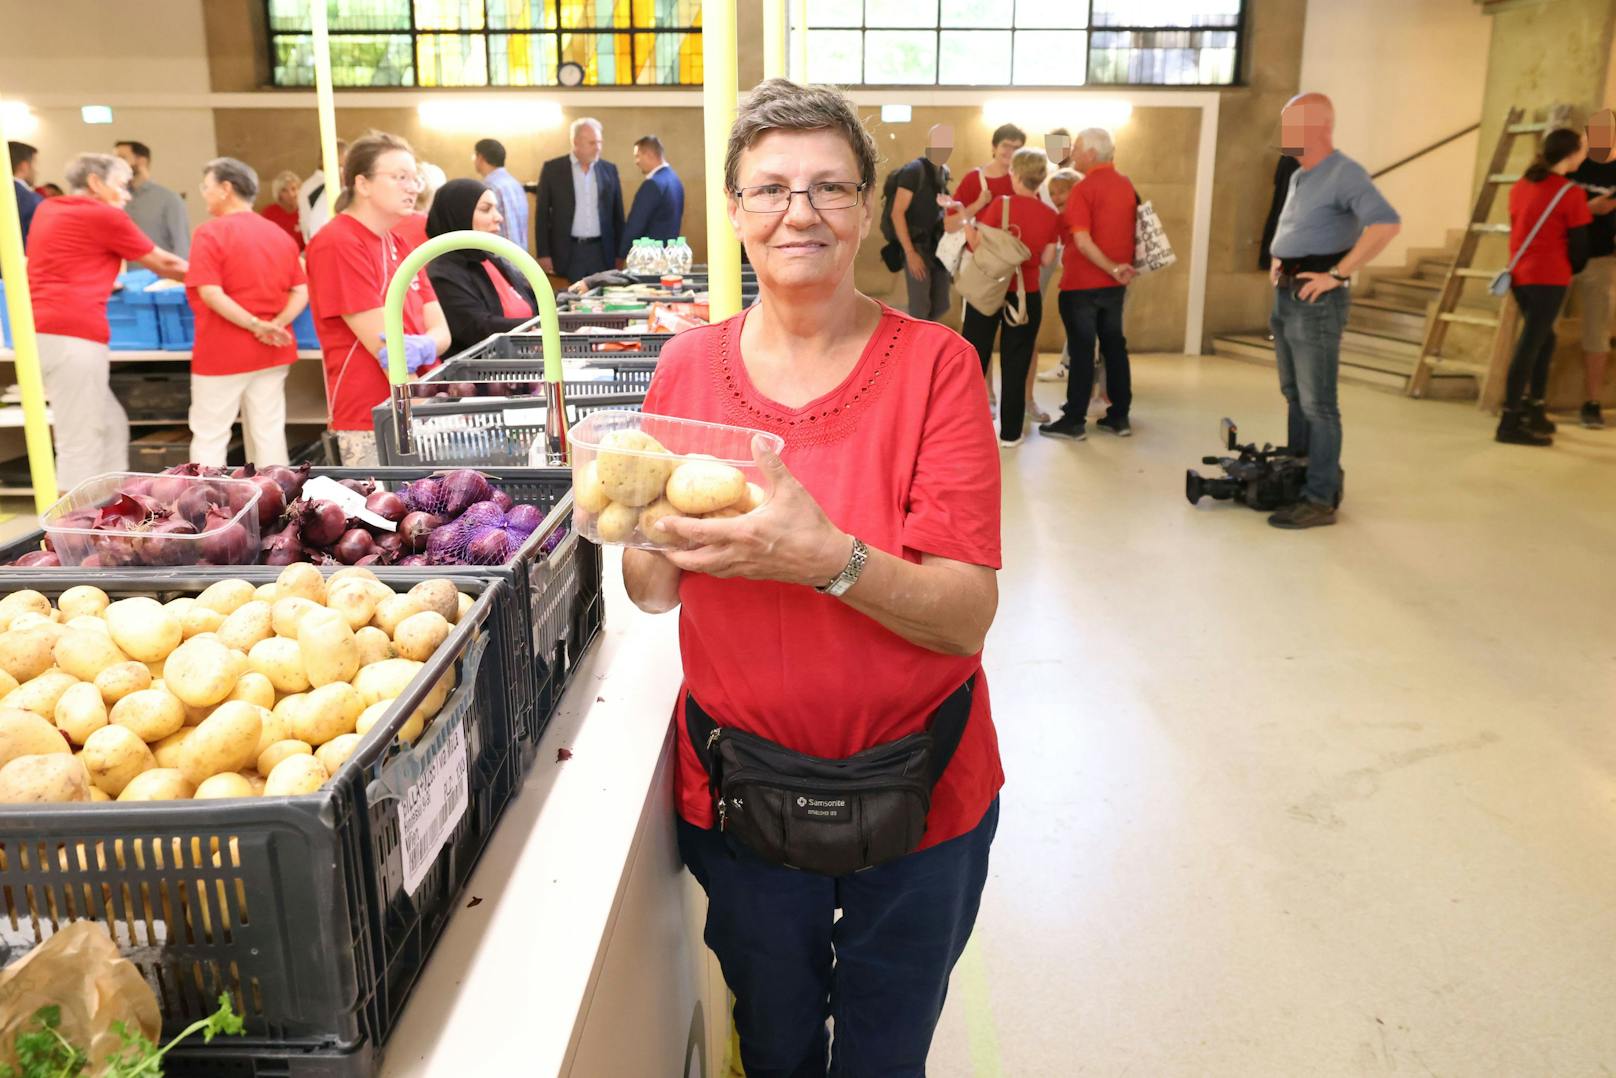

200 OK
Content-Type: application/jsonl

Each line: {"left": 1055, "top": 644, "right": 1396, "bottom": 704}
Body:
{"left": 655, "top": 437, "right": 852, "bottom": 588}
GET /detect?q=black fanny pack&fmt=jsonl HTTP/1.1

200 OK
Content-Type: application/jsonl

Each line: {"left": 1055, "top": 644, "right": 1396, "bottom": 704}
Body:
{"left": 686, "top": 677, "right": 975, "bottom": 877}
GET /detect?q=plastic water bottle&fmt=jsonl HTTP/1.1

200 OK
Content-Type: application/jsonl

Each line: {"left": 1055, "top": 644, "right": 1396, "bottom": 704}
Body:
{"left": 667, "top": 236, "right": 693, "bottom": 275}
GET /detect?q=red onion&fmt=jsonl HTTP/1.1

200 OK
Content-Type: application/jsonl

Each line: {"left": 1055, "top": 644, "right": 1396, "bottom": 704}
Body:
{"left": 148, "top": 473, "right": 191, "bottom": 504}
{"left": 92, "top": 535, "right": 137, "bottom": 567}
{"left": 230, "top": 465, "right": 251, "bottom": 479}
{"left": 440, "top": 470, "right": 492, "bottom": 516}
{"left": 301, "top": 500, "right": 348, "bottom": 547}
{"left": 334, "top": 528, "right": 377, "bottom": 564}
{"left": 466, "top": 529, "right": 512, "bottom": 565}
{"left": 120, "top": 477, "right": 154, "bottom": 497}
{"left": 260, "top": 517, "right": 306, "bottom": 565}
{"left": 403, "top": 477, "right": 444, "bottom": 513}
{"left": 93, "top": 493, "right": 162, "bottom": 530}
{"left": 243, "top": 473, "right": 286, "bottom": 528}
{"left": 396, "top": 554, "right": 430, "bottom": 567}
{"left": 425, "top": 522, "right": 467, "bottom": 560}
{"left": 400, "top": 511, "right": 443, "bottom": 552}
{"left": 135, "top": 518, "right": 198, "bottom": 566}
{"left": 365, "top": 490, "right": 407, "bottom": 523}
{"left": 505, "top": 504, "right": 543, "bottom": 534}
{"left": 259, "top": 463, "right": 309, "bottom": 501}
{"left": 11, "top": 550, "right": 60, "bottom": 567}
{"left": 199, "top": 506, "right": 254, "bottom": 564}
{"left": 375, "top": 531, "right": 406, "bottom": 555}
{"left": 78, "top": 554, "right": 102, "bottom": 567}
{"left": 459, "top": 501, "right": 506, "bottom": 530}
{"left": 446, "top": 382, "right": 477, "bottom": 398}
{"left": 355, "top": 552, "right": 392, "bottom": 567}
{"left": 339, "top": 478, "right": 376, "bottom": 495}
{"left": 175, "top": 484, "right": 222, "bottom": 529}
{"left": 489, "top": 487, "right": 514, "bottom": 512}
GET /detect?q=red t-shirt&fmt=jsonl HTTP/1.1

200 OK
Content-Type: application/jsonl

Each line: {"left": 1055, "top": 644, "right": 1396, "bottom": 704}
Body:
{"left": 953, "top": 168, "right": 1015, "bottom": 211}
{"left": 1060, "top": 163, "right": 1138, "bottom": 292}
{"left": 304, "top": 213, "right": 438, "bottom": 430}
{"left": 25, "top": 196, "right": 156, "bottom": 343}
{"left": 977, "top": 195, "right": 1061, "bottom": 293}
{"left": 259, "top": 203, "right": 304, "bottom": 251}
{"left": 642, "top": 305, "right": 1005, "bottom": 850}
{"left": 1509, "top": 175, "right": 1592, "bottom": 287}
{"left": 482, "top": 261, "right": 534, "bottom": 318}
{"left": 186, "top": 212, "right": 306, "bottom": 377}
{"left": 393, "top": 213, "right": 428, "bottom": 254}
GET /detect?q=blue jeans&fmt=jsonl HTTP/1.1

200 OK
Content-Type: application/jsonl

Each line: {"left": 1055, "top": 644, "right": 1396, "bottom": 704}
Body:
{"left": 678, "top": 798, "right": 1000, "bottom": 1078}
{"left": 1270, "top": 285, "right": 1349, "bottom": 505}
{"left": 1059, "top": 287, "right": 1131, "bottom": 423}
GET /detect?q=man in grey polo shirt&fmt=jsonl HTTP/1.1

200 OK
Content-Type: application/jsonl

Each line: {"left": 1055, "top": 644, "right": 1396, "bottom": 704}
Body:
{"left": 1266, "top": 93, "right": 1401, "bottom": 529}
{"left": 115, "top": 140, "right": 190, "bottom": 259}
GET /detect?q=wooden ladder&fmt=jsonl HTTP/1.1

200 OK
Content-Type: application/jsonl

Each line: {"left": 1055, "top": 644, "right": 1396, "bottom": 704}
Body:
{"left": 1406, "top": 107, "right": 1547, "bottom": 403}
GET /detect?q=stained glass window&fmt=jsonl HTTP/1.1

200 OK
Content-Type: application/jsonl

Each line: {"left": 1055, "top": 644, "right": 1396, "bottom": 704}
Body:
{"left": 267, "top": 0, "right": 702, "bottom": 86}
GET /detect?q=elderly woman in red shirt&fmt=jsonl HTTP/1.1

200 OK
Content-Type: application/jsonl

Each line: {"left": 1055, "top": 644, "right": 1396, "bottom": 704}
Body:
{"left": 626, "top": 79, "right": 1002, "bottom": 1077}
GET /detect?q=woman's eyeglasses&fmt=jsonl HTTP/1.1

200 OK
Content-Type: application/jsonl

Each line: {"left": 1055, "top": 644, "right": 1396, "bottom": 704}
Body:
{"left": 734, "top": 181, "right": 866, "bottom": 213}
{"left": 370, "top": 170, "right": 424, "bottom": 191}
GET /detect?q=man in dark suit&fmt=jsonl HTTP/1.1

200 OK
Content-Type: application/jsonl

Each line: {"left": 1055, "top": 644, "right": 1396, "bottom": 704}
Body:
{"left": 534, "top": 117, "right": 625, "bottom": 282}
{"left": 620, "top": 135, "right": 686, "bottom": 257}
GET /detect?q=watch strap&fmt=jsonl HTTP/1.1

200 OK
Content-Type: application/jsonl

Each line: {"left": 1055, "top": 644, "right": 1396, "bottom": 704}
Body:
{"left": 816, "top": 537, "right": 868, "bottom": 597}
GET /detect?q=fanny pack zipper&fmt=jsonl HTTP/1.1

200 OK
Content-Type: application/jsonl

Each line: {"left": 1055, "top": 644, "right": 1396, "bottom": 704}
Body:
{"left": 706, "top": 726, "right": 931, "bottom": 830}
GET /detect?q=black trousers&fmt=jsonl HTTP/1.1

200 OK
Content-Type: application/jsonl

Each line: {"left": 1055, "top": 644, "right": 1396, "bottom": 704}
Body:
{"left": 1506, "top": 284, "right": 1567, "bottom": 407}
{"left": 960, "top": 297, "right": 1042, "bottom": 440}
{"left": 563, "top": 236, "right": 610, "bottom": 282}
{"left": 1058, "top": 286, "right": 1131, "bottom": 423}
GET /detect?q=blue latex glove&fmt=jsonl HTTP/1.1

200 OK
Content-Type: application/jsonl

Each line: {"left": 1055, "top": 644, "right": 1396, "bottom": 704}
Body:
{"left": 376, "top": 334, "right": 439, "bottom": 375}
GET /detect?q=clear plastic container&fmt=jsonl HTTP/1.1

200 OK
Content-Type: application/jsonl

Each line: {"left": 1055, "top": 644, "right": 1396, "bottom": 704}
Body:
{"left": 666, "top": 236, "right": 694, "bottom": 275}
{"left": 41, "top": 471, "right": 263, "bottom": 567}
{"left": 567, "top": 410, "right": 785, "bottom": 549}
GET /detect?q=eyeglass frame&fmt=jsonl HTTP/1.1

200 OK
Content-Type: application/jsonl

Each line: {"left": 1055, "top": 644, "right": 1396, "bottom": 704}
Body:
{"left": 367, "top": 169, "right": 425, "bottom": 191}
{"left": 730, "top": 180, "right": 869, "bottom": 213}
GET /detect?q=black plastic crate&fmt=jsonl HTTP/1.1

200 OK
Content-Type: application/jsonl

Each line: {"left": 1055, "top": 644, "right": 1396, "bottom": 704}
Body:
{"left": 111, "top": 369, "right": 190, "bottom": 420}
{"left": 0, "top": 569, "right": 517, "bottom": 1077}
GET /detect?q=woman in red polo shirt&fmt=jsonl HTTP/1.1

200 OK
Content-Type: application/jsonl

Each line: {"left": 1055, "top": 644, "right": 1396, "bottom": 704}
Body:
{"left": 259, "top": 170, "right": 304, "bottom": 251}
{"left": 25, "top": 152, "right": 187, "bottom": 489}
{"left": 948, "top": 122, "right": 1026, "bottom": 220}
{"left": 304, "top": 132, "right": 449, "bottom": 465}
{"left": 1497, "top": 128, "right": 1592, "bottom": 446}
{"left": 186, "top": 157, "right": 307, "bottom": 467}
{"left": 423, "top": 178, "right": 537, "bottom": 355}
{"left": 625, "top": 79, "right": 1002, "bottom": 1076}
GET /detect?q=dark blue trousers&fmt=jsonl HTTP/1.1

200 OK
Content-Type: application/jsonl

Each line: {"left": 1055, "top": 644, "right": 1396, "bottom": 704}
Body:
{"left": 678, "top": 798, "right": 1000, "bottom": 1078}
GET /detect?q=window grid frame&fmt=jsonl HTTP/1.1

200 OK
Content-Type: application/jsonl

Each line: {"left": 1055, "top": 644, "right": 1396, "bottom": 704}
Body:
{"left": 265, "top": 0, "right": 704, "bottom": 88}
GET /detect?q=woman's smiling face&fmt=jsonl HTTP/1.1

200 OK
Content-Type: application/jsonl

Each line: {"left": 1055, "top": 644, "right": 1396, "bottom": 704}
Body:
{"left": 728, "top": 128, "right": 872, "bottom": 294}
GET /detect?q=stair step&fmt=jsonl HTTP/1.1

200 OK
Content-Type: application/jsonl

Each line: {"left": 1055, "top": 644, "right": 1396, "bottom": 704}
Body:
{"left": 1416, "top": 259, "right": 1456, "bottom": 280}
{"left": 1211, "top": 334, "right": 1476, "bottom": 398}
{"left": 1342, "top": 330, "right": 1421, "bottom": 358}
{"left": 1373, "top": 276, "right": 1443, "bottom": 307}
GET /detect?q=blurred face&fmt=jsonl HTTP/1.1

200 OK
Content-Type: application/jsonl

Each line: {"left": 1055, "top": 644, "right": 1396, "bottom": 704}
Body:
{"left": 14, "top": 154, "right": 36, "bottom": 184}
{"left": 992, "top": 138, "right": 1023, "bottom": 168}
{"left": 1280, "top": 101, "right": 1332, "bottom": 158}
{"left": 472, "top": 190, "right": 502, "bottom": 234}
{"left": 88, "top": 163, "right": 133, "bottom": 208}
{"left": 573, "top": 124, "right": 602, "bottom": 167}
{"left": 1588, "top": 109, "right": 1614, "bottom": 164}
{"left": 276, "top": 180, "right": 299, "bottom": 212}
{"left": 633, "top": 144, "right": 659, "bottom": 175}
{"left": 728, "top": 128, "right": 871, "bottom": 294}
{"left": 1049, "top": 181, "right": 1075, "bottom": 210}
{"left": 355, "top": 149, "right": 422, "bottom": 220}
{"left": 114, "top": 145, "right": 148, "bottom": 179}
{"left": 199, "top": 171, "right": 234, "bottom": 215}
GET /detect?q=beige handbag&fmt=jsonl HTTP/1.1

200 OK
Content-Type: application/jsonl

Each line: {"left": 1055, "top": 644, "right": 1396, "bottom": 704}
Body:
{"left": 955, "top": 197, "right": 1031, "bottom": 320}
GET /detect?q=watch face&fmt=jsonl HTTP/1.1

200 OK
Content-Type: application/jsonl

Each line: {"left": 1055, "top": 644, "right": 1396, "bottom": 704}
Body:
{"left": 558, "top": 61, "right": 585, "bottom": 87}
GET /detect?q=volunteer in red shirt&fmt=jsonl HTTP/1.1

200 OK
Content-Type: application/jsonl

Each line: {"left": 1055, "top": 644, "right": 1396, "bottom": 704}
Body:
{"left": 625, "top": 78, "right": 1001, "bottom": 1076}
{"left": 25, "top": 152, "right": 186, "bottom": 489}
{"left": 1497, "top": 127, "right": 1593, "bottom": 446}
{"left": 424, "top": 178, "right": 537, "bottom": 356}
{"left": 1040, "top": 126, "right": 1141, "bottom": 441}
{"left": 946, "top": 122, "right": 1025, "bottom": 224}
{"left": 304, "top": 132, "right": 449, "bottom": 466}
{"left": 259, "top": 170, "right": 305, "bottom": 251}
{"left": 944, "top": 147, "right": 1060, "bottom": 447}
{"left": 186, "top": 158, "right": 308, "bottom": 467}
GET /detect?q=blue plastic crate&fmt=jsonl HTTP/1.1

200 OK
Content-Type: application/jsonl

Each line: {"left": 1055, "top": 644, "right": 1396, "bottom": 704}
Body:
{"left": 0, "top": 279, "right": 12, "bottom": 347}
{"left": 110, "top": 271, "right": 164, "bottom": 351}
{"left": 151, "top": 288, "right": 195, "bottom": 350}
{"left": 293, "top": 305, "right": 320, "bottom": 350}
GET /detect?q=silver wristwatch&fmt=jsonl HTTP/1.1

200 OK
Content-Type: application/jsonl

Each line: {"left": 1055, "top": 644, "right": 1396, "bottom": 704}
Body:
{"left": 815, "top": 537, "right": 869, "bottom": 598}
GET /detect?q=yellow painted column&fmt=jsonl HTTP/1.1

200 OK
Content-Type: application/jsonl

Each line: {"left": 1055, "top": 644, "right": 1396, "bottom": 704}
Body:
{"left": 0, "top": 97, "right": 58, "bottom": 511}
{"left": 762, "top": 0, "right": 787, "bottom": 81}
{"left": 310, "top": 0, "right": 343, "bottom": 203}
{"left": 703, "top": 0, "right": 742, "bottom": 320}
{"left": 790, "top": 0, "right": 809, "bottom": 83}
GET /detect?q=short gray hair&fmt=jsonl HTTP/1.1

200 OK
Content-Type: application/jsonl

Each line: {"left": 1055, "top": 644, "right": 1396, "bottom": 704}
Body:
{"left": 64, "top": 152, "right": 129, "bottom": 194}
{"left": 570, "top": 117, "right": 603, "bottom": 141}
{"left": 271, "top": 169, "right": 301, "bottom": 195}
{"left": 1076, "top": 127, "right": 1115, "bottom": 162}
{"left": 204, "top": 157, "right": 259, "bottom": 202}
{"left": 724, "top": 78, "right": 877, "bottom": 193}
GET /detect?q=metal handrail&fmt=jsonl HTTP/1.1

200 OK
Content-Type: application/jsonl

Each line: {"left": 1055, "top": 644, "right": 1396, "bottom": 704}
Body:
{"left": 1371, "top": 123, "right": 1482, "bottom": 179}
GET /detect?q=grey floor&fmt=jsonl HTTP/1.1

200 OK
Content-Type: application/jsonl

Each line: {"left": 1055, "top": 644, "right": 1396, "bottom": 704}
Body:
{"left": 928, "top": 353, "right": 1616, "bottom": 1077}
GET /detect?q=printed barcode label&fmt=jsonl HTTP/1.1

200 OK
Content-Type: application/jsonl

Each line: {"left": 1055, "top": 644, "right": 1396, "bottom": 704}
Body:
{"left": 397, "top": 716, "right": 469, "bottom": 896}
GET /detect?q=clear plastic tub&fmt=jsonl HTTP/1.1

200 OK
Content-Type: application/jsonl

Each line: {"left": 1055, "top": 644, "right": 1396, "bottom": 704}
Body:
{"left": 568, "top": 410, "right": 785, "bottom": 549}
{"left": 41, "top": 471, "right": 263, "bottom": 567}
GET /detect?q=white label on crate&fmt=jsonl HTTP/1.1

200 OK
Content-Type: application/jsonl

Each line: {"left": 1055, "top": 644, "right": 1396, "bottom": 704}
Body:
{"left": 397, "top": 716, "right": 470, "bottom": 896}
{"left": 302, "top": 475, "right": 397, "bottom": 531}
{"left": 501, "top": 405, "right": 548, "bottom": 427}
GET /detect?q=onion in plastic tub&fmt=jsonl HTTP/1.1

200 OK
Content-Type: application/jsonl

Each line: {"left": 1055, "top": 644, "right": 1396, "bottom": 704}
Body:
{"left": 566, "top": 410, "right": 783, "bottom": 549}
{"left": 40, "top": 472, "right": 263, "bottom": 567}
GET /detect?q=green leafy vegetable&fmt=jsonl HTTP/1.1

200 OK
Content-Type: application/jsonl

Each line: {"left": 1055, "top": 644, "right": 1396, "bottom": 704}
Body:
{"left": 3, "top": 994, "right": 242, "bottom": 1078}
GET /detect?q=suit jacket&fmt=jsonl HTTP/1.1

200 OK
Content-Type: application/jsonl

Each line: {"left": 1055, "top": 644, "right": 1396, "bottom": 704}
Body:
{"left": 425, "top": 253, "right": 539, "bottom": 358}
{"left": 620, "top": 164, "right": 686, "bottom": 257}
{"left": 534, "top": 155, "right": 625, "bottom": 279}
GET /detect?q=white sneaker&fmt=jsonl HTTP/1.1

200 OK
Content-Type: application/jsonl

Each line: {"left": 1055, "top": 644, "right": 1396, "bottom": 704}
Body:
{"left": 999, "top": 435, "right": 1024, "bottom": 448}
{"left": 1036, "top": 365, "right": 1069, "bottom": 382}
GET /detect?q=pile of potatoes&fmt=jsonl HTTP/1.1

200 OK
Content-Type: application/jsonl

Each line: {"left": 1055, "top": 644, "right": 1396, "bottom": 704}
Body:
{"left": 572, "top": 429, "right": 768, "bottom": 547}
{"left": 0, "top": 565, "right": 474, "bottom": 805}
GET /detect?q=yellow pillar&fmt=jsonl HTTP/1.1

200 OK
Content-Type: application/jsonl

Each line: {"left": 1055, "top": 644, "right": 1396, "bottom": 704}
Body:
{"left": 703, "top": 0, "right": 742, "bottom": 320}
{"left": 790, "top": 0, "right": 809, "bottom": 83}
{"left": 310, "top": 0, "right": 342, "bottom": 201}
{"left": 0, "top": 97, "right": 59, "bottom": 511}
{"left": 762, "top": 0, "right": 787, "bottom": 81}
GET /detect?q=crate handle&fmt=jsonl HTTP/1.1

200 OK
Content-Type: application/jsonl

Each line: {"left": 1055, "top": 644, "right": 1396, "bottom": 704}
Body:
{"left": 383, "top": 231, "right": 567, "bottom": 464}
{"left": 367, "top": 627, "right": 490, "bottom": 803}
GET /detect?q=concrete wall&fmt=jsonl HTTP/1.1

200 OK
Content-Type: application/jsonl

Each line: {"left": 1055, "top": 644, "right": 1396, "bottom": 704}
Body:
{"left": 1299, "top": 0, "right": 1491, "bottom": 269}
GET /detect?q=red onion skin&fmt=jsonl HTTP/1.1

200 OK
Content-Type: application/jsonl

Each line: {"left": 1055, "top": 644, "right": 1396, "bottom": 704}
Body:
{"left": 334, "top": 528, "right": 377, "bottom": 565}
{"left": 262, "top": 537, "right": 306, "bottom": 566}
{"left": 365, "top": 490, "right": 408, "bottom": 523}
{"left": 175, "top": 485, "right": 221, "bottom": 529}
{"left": 400, "top": 511, "right": 443, "bottom": 552}
{"left": 135, "top": 519, "right": 198, "bottom": 566}
{"left": 246, "top": 475, "right": 286, "bottom": 528}
{"left": 403, "top": 478, "right": 443, "bottom": 513}
{"left": 259, "top": 463, "right": 308, "bottom": 501}
{"left": 490, "top": 487, "right": 515, "bottom": 512}
{"left": 504, "top": 503, "right": 542, "bottom": 534}
{"left": 396, "top": 554, "right": 430, "bottom": 567}
{"left": 374, "top": 531, "right": 406, "bottom": 555}
{"left": 148, "top": 474, "right": 190, "bottom": 505}
{"left": 355, "top": 552, "right": 393, "bottom": 567}
{"left": 425, "top": 522, "right": 468, "bottom": 560}
{"left": 11, "top": 550, "right": 60, "bottom": 567}
{"left": 339, "top": 478, "right": 376, "bottom": 496}
{"left": 301, "top": 500, "right": 348, "bottom": 547}
{"left": 77, "top": 554, "right": 102, "bottom": 567}
{"left": 465, "top": 528, "right": 511, "bottom": 565}
{"left": 120, "top": 477, "right": 154, "bottom": 497}
{"left": 441, "top": 470, "right": 492, "bottom": 516}
{"left": 199, "top": 507, "right": 253, "bottom": 564}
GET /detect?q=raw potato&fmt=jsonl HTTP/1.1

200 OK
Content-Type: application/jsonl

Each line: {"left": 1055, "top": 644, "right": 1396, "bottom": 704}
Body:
{"left": 0, "top": 753, "right": 90, "bottom": 803}
{"left": 354, "top": 700, "right": 392, "bottom": 736}
{"left": 257, "top": 739, "right": 312, "bottom": 776}
{"left": 742, "top": 482, "right": 767, "bottom": 513}
{"left": 666, "top": 459, "right": 747, "bottom": 516}
{"left": 596, "top": 501, "right": 639, "bottom": 543}
{"left": 82, "top": 725, "right": 156, "bottom": 796}
{"left": 240, "top": 770, "right": 267, "bottom": 796}
{"left": 372, "top": 595, "right": 427, "bottom": 638}
{"left": 195, "top": 772, "right": 254, "bottom": 799}
{"left": 164, "top": 637, "right": 246, "bottom": 708}
{"left": 64, "top": 616, "right": 110, "bottom": 636}
{"left": 638, "top": 496, "right": 682, "bottom": 545}
{"left": 0, "top": 710, "right": 70, "bottom": 769}
{"left": 264, "top": 754, "right": 328, "bottom": 796}
{"left": 0, "top": 626, "right": 62, "bottom": 684}
{"left": 181, "top": 605, "right": 226, "bottom": 639}
{"left": 3, "top": 671, "right": 81, "bottom": 719}
{"left": 89, "top": 786, "right": 112, "bottom": 802}
{"left": 595, "top": 429, "right": 673, "bottom": 507}
{"left": 294, "top": 682, "right": 364, "bottom": 746}
{"left": 54, "top": 682, "right": 108, "bottom": 746}
{"left": 109, "top": 689, "right": 186, "bottom": 743}
{"left": 271, "top": 596, "right": 322, "bottom": 639}
{"left": 254, "top": 583, "right": 278, "bottom": 602}
{"left": 0, "top": 670, "right": 16, "bottom": 698}
{"left": 217, "top": 600, "right": 273, "bottom": 652}
{"left": 355, "top": 626, "right": 394, "bottom": 667}
{"left": 104, "top": 598, "right": 182, "bottom": 663}
{"left": 197, "top": 579, "right": 256, "bottom": 616}
{"left": 299, "top": 611, "right": 359, "bottom": 687}
{"left": 276, "top": 562, "right": 328, "bottom": 605}
{"left": 94, "top": 661, "right": 151, "bottom": 705}
{"left": 57, "top": 586, "right": 109, "bottom": 621}
{"left": 151, "top": 728, "right": 196, "bottom": 769}
{"left": 315, "top": 733, "right": 363, "bottom": 775}
{"left": 328, "top": 567, "right": 379, "bottom": 588}
{"left": 249, "top": 637, "right": 310, "bottom": 693}
{"left": 326, "top": 580, "right": 382, "bottom": 630}
{"left": 254, "top": 707, "right": 292, "bottom": 756}
{"left": 456, "top": 593, "right": 473, "bottom": 620}
{"left": 54, "top": 628, "right": 131, "bottom": 686}
{"left": 573, "top": 460, "right": 612, "bottom": 514}
{"left": 356, "top": 700, "right": 424, "bottom": 745}
{"left": 408, "top": 580, "right": 460, "bottom": 624}
{"left": 0, "top": 591, "right": 52, "bottom": 631}
{"left": 117, "top": 768, "right": 195, "bottom": 802}
{"left": 178, "top": 701, "right": 264, "bottom": 785}
{"left": 703, "top": 505, "right": 744, "bottom": 520}
{"left": 354, "top": 659, "right": 425, "bottom": 707}
{"left": 393, "top": 611, "right": 450, "bottom": 662}
{"left": 9, "top": 612, "right": 59, "bottom": 634}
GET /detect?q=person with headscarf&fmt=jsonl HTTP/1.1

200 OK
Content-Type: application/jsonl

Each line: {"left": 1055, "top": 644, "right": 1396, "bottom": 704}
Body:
{"left": 424, "top": 177, "right": 538, "bottom": 356}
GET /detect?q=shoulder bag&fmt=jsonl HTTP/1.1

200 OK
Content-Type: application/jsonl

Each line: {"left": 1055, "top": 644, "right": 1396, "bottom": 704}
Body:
{"left": 934, "top": 168, "right": 983, "bottom": 279}
{"left": 955, "top": 197, "right": 1031, "bottom": 319}
{"left": 1491, "top": 180, "right": 1574, "bottom": 296}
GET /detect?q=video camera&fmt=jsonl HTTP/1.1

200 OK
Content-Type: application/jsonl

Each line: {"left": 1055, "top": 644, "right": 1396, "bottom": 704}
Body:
{"left": 1185, "top": 419, "right": 1340, "bottom": 512}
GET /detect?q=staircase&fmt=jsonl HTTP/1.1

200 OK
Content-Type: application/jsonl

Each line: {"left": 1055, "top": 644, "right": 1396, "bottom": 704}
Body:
{"left": 1213, "top": 248, "right": 1490, "bottom": 399}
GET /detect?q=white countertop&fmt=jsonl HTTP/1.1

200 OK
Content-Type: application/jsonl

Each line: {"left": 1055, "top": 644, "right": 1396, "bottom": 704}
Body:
{"left": 380, "top": 547, "right": 687, "bottom": 1077}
